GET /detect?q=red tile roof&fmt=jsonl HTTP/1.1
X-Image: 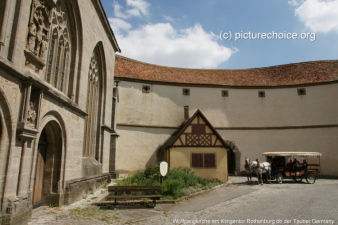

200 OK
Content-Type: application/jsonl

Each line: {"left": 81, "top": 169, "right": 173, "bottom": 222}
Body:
{"left": 114, "top": 55, "right": 338, "bottom": 87}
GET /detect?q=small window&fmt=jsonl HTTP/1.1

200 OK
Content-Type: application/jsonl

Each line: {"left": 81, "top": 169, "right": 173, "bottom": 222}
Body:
{"left": 204, "top": 153, "right": 216, "bottom": 168}
{"left": 191, "top": 153, "right": 216, "bottom": 168}
{"left": 142, "top": 85, "right": 150, "bottom": 93}
{"left": 183, "top": 88, "right": 190, "bottom": 96}
{"left": 258, "top": 91, "right": 265, "bottom": 98}
{"left": 191, "top": 153, "right": 203, "bottom": 168}
{"left": 222, "top": 90, "right": 229, "bottom": 97}
{"left": 297, "top": 88, "right": 306, "bottom": 96}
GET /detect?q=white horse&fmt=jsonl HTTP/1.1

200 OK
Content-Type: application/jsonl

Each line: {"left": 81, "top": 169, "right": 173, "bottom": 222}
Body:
{"left": 246, "top": 158, "right": 272, "bottom": 185}
{"left": 244, "top": 157, "right": 253, "bottom": 184}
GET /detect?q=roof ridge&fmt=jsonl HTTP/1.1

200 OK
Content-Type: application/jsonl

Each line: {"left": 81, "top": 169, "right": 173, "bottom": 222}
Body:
{"left": 115, "top": 55, "right": 338, "bottom": 86}
{"left": 116, "top": 54, "right": 338, "bottom": 71}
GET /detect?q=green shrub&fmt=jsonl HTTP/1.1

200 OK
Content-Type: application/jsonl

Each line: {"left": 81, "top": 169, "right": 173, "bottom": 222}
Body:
{"left": 165, "top": 167, "right": 207, "bottom": 187}
{"left": 144, "top": 164, "right": 161, "bottom": 181}
{"left": 115, "top": 166, "right": 222, "bottom": 199}
{"left": 162, "top": 178, "right": 184, "bottom": 198}
{"left": 116, "top": 172, "right": 146, "bottom": 186}
{"left": 116, "top": 170, "right": 160, "bottom": 187}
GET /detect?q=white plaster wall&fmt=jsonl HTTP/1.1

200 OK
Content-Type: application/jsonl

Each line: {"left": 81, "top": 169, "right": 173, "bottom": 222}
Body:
{"left": 116, "top": 80, "right": 338, "bottom": 176}
{"left": 117, "top": 81, "right": 338, "bottom": 128}
{"left": 115, "top": 126, "right": 176, "bottom": 175}
{"left": 117, "top": 82, "right": 184, "bottom": 127}
{"left": 219, "top": 127, "right": 338, "bottom": 176}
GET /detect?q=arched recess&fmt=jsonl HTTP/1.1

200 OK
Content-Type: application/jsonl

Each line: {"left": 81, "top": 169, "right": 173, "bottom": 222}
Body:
{"left": 83, "top": 42, "right": 107, "bottom": 163}
{"left": 96, "top": 42, "right": 107, "bottom": 162}
{"left": 61, "top": 0, "right": 83, "bottom": 102}
{"left": 32, "top": 112, "right": 66, "bottom": 208}
{"left": 0, "top": 88, "right": 13, "bottom": 212}
{"left": 226, "top": 142, "right": 241, "bottom": 175}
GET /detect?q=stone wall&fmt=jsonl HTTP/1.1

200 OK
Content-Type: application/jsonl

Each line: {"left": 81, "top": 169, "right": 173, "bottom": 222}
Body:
{"left": 0, "top": 0, "right": 120, "bottom": 224}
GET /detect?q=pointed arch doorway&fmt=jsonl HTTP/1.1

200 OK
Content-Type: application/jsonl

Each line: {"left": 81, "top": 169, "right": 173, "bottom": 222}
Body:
{"left": 33, "top": 121, "right": 62, "bottom": 208}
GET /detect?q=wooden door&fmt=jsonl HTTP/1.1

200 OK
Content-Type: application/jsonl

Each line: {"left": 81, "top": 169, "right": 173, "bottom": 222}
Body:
{"left": 33, "top": 141, "right": 47, "bottom": 205}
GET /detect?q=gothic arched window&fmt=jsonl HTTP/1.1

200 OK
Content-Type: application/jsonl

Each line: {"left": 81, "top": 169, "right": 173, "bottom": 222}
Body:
{"left": 83, "top": 51, "right": 101, "bottom": 159}
{"left": 25, "top": 1, "right": 73, "bottom": 94}
{"left": 46, "top": 29, "right": 57, "bottom": 83}
{"left": 45, "top": 4, "right": 70, "bottom": 93}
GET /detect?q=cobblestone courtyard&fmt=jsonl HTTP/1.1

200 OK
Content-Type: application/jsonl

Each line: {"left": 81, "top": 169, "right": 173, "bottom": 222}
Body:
{"left": 28, "top": 177, "right": 338, "bottom": 225}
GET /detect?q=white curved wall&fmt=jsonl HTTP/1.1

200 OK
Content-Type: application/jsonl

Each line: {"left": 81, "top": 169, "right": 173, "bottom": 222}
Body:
{"left": 116, "top": 80, "right": 338, "bottom": 176}
{"left": 118, "top": 82, "right": 338, "bottom": 127}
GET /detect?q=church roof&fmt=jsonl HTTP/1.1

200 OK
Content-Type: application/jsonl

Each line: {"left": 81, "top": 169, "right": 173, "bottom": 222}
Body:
{"left": 114, "top": 55, "right": 338, "bottom": 87}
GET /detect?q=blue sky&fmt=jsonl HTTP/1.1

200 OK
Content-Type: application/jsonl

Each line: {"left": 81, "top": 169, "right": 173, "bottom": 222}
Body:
{"left": 102, "top": 0, "right": 338, "bottom": 69}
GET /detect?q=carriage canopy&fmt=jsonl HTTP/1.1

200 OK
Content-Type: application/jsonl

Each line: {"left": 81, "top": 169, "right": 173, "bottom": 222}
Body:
{"left": 262, "top": 152, "right": 322, "bottom": 157}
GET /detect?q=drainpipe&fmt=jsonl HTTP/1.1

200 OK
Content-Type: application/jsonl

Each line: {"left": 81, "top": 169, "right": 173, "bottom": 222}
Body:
{"left": 184, "top": 106, "right": 189, "bottom": 122}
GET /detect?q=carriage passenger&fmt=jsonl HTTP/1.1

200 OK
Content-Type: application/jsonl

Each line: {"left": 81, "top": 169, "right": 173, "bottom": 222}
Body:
{"left": 286, "top": 160, "right": 293, "bottom": 170}
{"left": 277, "top": 157, "right": 285, "bottom": 168}
{"left": 292, "top": 158, "right": 300, "bottom": 171}
{"left": 302, "top": 160, "right": 308, "bottom": 170}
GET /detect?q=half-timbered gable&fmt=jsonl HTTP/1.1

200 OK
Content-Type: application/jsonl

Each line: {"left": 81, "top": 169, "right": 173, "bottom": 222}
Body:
{"left": 170, "top": 110, "right": 229, "bottom": 148}
{"left": 166, "top": 110, "right": 229, "bottom": 181}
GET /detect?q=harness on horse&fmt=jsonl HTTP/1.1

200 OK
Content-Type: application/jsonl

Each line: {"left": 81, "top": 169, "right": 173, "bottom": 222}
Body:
{"left": 245, "top": 157, "right": 272, "bottom": 185}
{"left": 256, "top": 161, "right": 260, "bottom": 169}
{"left": 245, "top": 159, "right": 252, "bottom": 171}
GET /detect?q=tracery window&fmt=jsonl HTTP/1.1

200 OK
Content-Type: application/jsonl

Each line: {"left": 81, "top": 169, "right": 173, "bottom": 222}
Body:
{"left": 25, "top": 0, "right": 70, "bottom": 93}
{"left": 45, "top": 5, "right": 70, "bottom": 92}
{"left": 83, "top": 52, "right": 101, "bottom": 159}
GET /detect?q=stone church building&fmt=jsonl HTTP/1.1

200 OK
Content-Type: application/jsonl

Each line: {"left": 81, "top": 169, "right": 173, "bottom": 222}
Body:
{"left": 0, "top": 0, "right": 120, "bottom": 224}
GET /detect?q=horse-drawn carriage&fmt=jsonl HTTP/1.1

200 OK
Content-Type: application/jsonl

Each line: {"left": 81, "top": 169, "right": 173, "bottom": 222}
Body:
{"left": 262, "top": 152, "right": 322, "bottom": 184}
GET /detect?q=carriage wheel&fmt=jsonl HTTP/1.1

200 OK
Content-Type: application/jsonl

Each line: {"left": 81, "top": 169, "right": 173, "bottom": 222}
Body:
{"left": 296, "top": 175, "right": 303, "bottom": 182}
{"left": 306, "top": 173, "right": 315, "bottom": 184}
{"left": 276, "top": 173, "right": 283, "bottom": 184}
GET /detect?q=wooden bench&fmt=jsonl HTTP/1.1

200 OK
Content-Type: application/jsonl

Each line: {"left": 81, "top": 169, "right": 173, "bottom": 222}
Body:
{"left": 106, "top": 185, "right": 162, "bottom": 209}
